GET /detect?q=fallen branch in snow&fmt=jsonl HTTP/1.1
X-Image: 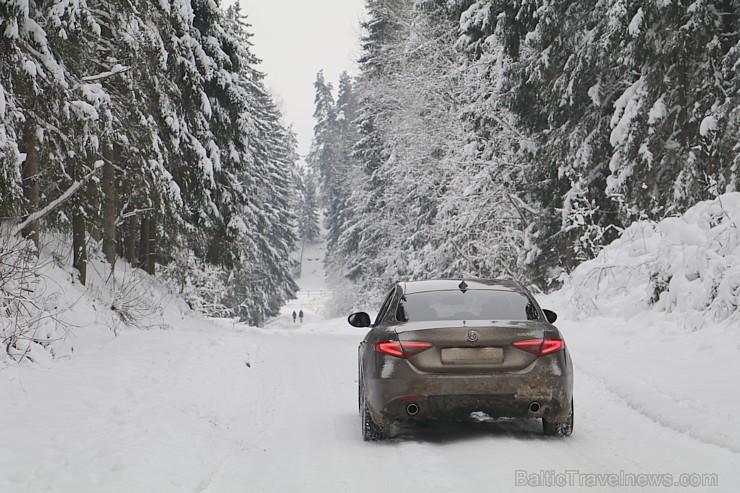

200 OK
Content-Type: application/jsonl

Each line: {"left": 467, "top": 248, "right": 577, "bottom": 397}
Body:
{"left": 11, "top": 161, "right": 104, "bottom": 238}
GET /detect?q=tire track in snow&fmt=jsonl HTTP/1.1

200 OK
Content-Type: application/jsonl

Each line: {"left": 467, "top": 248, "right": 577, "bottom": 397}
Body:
{"left": 574, "top": 359, "right": 740, "bottom": 455}
{"left": 200, "top": 330, "right": 413, "bottom": 492}
{"left": 197, "top": 330, "right": 291, "bottom": 493}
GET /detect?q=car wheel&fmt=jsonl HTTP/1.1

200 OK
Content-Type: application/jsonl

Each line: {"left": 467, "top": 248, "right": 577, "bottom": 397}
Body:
{"left": 360, "top": 383, "right": 390, "bottom": 441}
{"left": 543, "top": 399, "right": 574, "bottom": 437}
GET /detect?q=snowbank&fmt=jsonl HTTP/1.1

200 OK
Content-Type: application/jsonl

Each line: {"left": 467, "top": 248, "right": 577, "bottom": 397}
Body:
{"left": 543, "top": 193, "right": 740, "bottom": 453}
{"left": 552, "top": 192, "right": 740, "bottom": 328}
{"left": 0, "top": 232, "right": 191, "bottom": 368}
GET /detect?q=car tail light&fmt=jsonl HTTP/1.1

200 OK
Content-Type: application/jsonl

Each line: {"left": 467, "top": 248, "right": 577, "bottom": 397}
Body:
{"left": 540, "top": 339, "right": 564, "bottom": 355}
{"left": 374, "top": 341, "right": 433, "bottom": 358}
{"left": 512, "top": 339, "right": 564, "bottom": 356}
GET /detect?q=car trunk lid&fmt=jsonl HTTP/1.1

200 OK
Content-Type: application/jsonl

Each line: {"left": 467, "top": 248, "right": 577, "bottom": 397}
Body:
{"left": 396, "top": 320, "right": 554, "bottom": 373}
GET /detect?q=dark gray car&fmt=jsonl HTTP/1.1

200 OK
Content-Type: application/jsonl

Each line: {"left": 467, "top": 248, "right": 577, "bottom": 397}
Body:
{"left": 349, "top": 279, "right": 574, "bottom": 440}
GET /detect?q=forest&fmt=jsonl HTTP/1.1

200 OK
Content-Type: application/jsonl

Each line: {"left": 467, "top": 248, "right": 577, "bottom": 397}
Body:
{"left": 308, "top": 0, "right": 740, "bottom": 305}
{"left": 0, "top": 0, "right": 301, "bottom": 326}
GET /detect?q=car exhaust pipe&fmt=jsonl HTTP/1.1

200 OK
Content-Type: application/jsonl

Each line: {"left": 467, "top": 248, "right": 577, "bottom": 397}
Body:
{"left": 406, "top": 403, "right": 419, "bottom": 416}
{"left": 529, "top": 402, "right": 541, "bottom": 413}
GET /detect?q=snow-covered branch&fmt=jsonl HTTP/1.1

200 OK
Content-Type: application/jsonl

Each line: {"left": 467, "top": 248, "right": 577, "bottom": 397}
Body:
{"left": 11, "top": 162, "right": 104, "bottom": 238}
{"left": 80, "top": 65, "right": 131, "bottom": 82}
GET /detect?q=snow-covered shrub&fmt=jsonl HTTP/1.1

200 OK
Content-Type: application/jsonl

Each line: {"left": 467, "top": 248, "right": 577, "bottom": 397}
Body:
{"left": 86, "top": 261, "right": 169, "bottom": 335}
{"left": 0, "top": 233, "right": 71, "bottom": 365}
{"left": 557, "top": 193, "right": 740, "bottom": 328}
{"left": 159, "top": 251, "right": 233, "bottom": 319}
{"left": 324, "top": 276, "right": 366, "bottom": 318}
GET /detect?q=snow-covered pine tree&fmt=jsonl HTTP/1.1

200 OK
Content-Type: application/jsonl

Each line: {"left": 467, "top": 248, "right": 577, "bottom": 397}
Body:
{"left": 602, "top": 1, "right": 740, "bottom": 217}
{"left": 102, "top": 0, "right": 181, "bottom": 275}
{"left": 298, "top": 167, "right": 321, "bottom": 243}
{"left": 213, "top": 5, "right": 298, "bottom": 324}
{"left": 328, "top": 0, "right": 410, "bottom": 298}
{"left": 467, "top": 0, "right": 625, "bottom": 280}
{"left": 364, "top": 0, "right": 459, "bottom": 284}
{"left": 238, "top": 91, "right": 300, "bottom": 325}
{"left": 458, "top": 0, "right": 740, "bottom": 285}
{"left": 413, "top": 0, "right": 526, "bottom": 282}
{"left": 326, "top": 72, "right": 361, "bottom": 252}
{"left": 307, "top": 70, "right": 343, "bottom": 240}
{"left": 0, "top": 0, "right": 83, "bottom": 252}
{"left": 327, "top": 0, "right": 526, "bottom": 302}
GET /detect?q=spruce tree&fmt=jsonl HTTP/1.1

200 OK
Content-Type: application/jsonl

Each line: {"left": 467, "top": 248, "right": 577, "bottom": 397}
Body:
{"left": 299, "top": 168, "right": 321, "bottom": 242}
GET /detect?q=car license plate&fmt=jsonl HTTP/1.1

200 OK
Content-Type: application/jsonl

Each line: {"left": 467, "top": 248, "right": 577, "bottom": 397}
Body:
{"left": 441, "top": 347, "right": 504, "bottom": 365}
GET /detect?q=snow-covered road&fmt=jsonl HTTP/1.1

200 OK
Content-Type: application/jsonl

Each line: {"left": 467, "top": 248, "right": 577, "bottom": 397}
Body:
{"left": 202, "top": 319, "right": 739, "bottom": 493}
{"left": 1, "top": 312, "right": 737, "bottom": 492}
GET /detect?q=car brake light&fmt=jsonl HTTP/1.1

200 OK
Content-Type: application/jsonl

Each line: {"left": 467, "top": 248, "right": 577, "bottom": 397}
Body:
{"left": 374, "top": 341, "right": 433, "bottom": 358}
{"left": 540, "top": 339, "right": 564, "bottom": 355}
{"left": 512, "top": 339, "right": 564, "bottom": 356}
{"left": 375, "top": 341, "right": 404, "bottom": 358}
{"left": 511, "top": 340, "right": 542, "bottom": 355}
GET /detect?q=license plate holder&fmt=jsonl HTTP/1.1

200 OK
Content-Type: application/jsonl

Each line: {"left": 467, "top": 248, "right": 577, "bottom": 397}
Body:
{"left": 441, "top": 347, "right": 504, "bottom": 365}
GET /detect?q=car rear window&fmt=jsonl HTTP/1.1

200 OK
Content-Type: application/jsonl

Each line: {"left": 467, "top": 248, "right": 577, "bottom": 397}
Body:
{"left": 396, "top": 290, "right": 539, "bottom": 322}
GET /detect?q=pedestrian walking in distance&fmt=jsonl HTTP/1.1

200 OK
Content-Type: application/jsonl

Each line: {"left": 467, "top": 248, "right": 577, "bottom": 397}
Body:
{"left": 299, "top": 309, "right": 304, "bottom": 323}
{"left": 292, "top": 310, "right": 297, "bottom": 323}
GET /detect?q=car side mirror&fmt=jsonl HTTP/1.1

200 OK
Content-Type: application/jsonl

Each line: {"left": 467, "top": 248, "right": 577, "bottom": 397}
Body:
{"left": 543, "top": 309, "right": 557, "bottom": 324}
{"left": 348, "top": 312, "right": 372, "bottom": 328}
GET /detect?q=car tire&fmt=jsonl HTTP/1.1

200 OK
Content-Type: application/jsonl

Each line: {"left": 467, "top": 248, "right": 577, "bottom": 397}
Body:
{"left": 360, "top": 381, "right": 390, "bottom": 441}
{"left": 543, "top": 399, "right": 574, "bottom": 437}
{"left": 358, "top": 367, "right": 361, "bottom": 415}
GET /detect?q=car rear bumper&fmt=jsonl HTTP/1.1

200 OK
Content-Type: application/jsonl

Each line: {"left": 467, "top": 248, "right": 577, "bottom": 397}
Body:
{"left": 365, "top": 353, "right": 573, "bottom": 425}
{"left": 381, "top": 393, "right": 568, "bottom": 422}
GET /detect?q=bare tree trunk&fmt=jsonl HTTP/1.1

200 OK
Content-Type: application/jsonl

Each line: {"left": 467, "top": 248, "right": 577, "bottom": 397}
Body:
{"left": 139, "top": 215, "right": 150, "bottom": 272}
{"left": 72, "top": 149, "right": 89, "bottom": 284}
{"left": 102, "top": 144, "right": 117, "bottom": 267}
{"left": 126, "top": 214, "right": 138, "bottom": 266}
{"left": 147, "top": 215, "right": 156, "bottom": 275}
{"left": 20, "top": 114, "right": 40, "bottom": 251}
{"left": 87, "top": 152, "right": 102, "bottom": 243}
{"left": 72, "top": 208, "right": 87, "bottom": 285}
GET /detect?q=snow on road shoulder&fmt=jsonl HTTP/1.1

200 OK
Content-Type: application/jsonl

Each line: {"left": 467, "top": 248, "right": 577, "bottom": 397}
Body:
{"left": 542, "top": 192, "right": 740, "bottom": 453}
{"left": 549, "top": 314, "right": 740, "bottom": 453}
{"left": 0, "top": 238, "right": 266, "bottom": 492}
{"left": 0, "top": 314, "right": 268, "bottom": 493}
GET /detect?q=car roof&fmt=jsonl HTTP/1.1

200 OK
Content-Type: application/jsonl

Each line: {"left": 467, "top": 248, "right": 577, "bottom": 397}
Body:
{"left": 399, "top": 278, "right": 524, "bottom": 295}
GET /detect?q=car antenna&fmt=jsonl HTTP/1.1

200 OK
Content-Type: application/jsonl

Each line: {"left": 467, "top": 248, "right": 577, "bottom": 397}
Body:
{"left": 458, "top": 280, "right": 468, "bottom": 293}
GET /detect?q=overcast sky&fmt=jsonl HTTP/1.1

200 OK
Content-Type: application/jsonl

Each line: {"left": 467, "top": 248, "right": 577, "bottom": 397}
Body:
{"left": 233, "top": 0, "right": 367, "bottom": 164}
